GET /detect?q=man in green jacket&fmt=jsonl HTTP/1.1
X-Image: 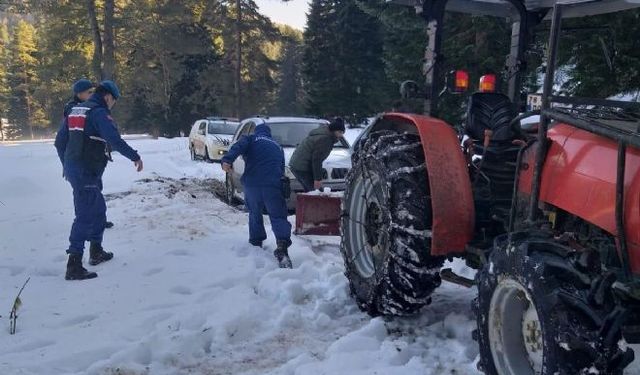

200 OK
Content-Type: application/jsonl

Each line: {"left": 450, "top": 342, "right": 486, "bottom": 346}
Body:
{"left": 289, "top": 117, "right": 345, "bottom": 192}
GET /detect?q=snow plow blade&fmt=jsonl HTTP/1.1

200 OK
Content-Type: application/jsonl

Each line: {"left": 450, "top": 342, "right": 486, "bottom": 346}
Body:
{"left": 294, "top": 193, "right": 341, "bottom": 236}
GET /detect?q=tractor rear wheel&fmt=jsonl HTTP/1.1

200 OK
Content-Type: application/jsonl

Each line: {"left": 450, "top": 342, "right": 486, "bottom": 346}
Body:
{"left": 475, "top": 234, "right": 634, "bottom": 375}
{"left": 341, "top": 131, "right": 443, "bottom": 316}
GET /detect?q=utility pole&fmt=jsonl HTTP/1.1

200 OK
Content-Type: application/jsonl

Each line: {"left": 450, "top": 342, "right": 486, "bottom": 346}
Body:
{"left": 234, "top": 0, "right": 242, "bottom": 118}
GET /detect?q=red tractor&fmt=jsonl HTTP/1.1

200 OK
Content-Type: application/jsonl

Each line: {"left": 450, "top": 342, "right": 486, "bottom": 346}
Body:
{"left": 338, "top": 0, "right": 640, "bottom": 374}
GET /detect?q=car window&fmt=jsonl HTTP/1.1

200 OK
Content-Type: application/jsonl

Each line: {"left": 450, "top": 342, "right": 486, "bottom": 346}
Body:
{"left": 198, "top": 121, "right": 206, "bottom": 134}
{"left": 233, "top": 122, "right": 246, "bottom": 140}
{"left": 208, "top": 121, "right": 238, "bottom": 135}
{"left": 266, "top": 122, "right": 349, "bottom": 148}
{"left": 241, "top": 122, "right": 255, "bottom": 136}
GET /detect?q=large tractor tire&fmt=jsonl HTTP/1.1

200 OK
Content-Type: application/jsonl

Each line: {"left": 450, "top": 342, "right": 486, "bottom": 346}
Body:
{"left": 475, "top": 233, "right": 634, "bottom": 375}
{"left": 341, "top": 131, "right": 443, "bottom": 316}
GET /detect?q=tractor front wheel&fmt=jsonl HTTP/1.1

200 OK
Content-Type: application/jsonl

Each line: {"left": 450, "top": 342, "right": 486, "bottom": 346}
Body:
{"left": 341, "top": 131, "right": 443, "bottom": 316}
{"left": 475, "top": 234, "right": 634, "bottom": 375}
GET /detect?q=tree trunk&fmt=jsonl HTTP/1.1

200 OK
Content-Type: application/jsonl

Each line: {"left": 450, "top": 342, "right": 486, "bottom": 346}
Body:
{"left": 234, "top": 0, "right": 242, "bottom": 118}
{"left": 87, "top": 0, "right": 103, "bottom": 81}
{"left": 26, "top": 88, "right": 33, "bottom": 139}
{"left": 103, "top": 0, "right": 116, "bottom": 80}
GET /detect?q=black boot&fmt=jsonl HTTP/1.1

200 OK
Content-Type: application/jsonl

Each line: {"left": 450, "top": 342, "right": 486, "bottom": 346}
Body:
{"left": 89, "top": 243, "right": 114, "bottom": 266}
{"left": 274, "top": 239, "right": 293, "bottom": 269}
{"left": 105, "top": 221, "right": 114, "bottom": 229}
{"left": 65, "top": 254, "right": 98, "bottom": 280}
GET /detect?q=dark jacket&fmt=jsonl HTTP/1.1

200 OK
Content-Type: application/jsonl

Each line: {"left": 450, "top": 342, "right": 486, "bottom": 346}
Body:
{"left": 54, "top": 93, "right": 140, "bottom": 174}
{"left": 63, "top": 97, "right": 80, "bottom": 117}
{"left": 54, "top": 98, "right": 81, "bottom": 164}
{"left": 221, "top": 124, "right": 285, "bottom": 188}
{"left": 289, "top": 125, "right": 336, "bottom": 181}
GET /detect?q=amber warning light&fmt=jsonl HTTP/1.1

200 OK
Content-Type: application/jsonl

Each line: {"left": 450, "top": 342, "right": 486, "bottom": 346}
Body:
{"left": 454, "top": 70, "right": 469, "bottom": 92}
{"left": 479, "top": 74, "right": 497, "bottom": 92}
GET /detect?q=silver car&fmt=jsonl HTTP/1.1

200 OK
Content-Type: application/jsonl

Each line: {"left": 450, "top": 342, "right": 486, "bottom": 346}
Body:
{"left": 225, "top": 116, "right": 352, "bottom": 209}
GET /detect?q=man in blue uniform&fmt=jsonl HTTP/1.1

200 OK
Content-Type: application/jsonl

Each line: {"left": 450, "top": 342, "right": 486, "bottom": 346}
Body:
{"left": 54, "top": 80, "right": 144, "bottom": 280}
{"left": 58, "top": 80, "right": 115, "bottom": 230}
{"left": 221, "top": 124, "right": 293, "bottom": 268}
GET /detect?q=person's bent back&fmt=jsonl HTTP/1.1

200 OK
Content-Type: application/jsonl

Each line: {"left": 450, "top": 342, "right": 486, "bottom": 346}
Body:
{"left": 289, "top": 118, "right": 345, "bottom": 192}
{"left": 221, "top": 124, "right": 293, "bottom": 268}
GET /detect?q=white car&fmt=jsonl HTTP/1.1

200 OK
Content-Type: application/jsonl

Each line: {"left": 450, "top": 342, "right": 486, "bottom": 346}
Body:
{"left": 225, "top": 116, "right": 352, "bottom": 209}
{"left": 189, "top": 117, "right": 239, "bottom": 162}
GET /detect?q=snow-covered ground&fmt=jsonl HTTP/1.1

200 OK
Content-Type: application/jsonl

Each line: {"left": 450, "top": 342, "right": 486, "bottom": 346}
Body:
{"left": 1, "top": 136, "right": 639, "bottom": 375}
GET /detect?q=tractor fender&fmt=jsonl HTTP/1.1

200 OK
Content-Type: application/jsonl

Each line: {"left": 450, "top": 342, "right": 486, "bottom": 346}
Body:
{"left": 371, "top": 113, "right": 475, "bottom": 255}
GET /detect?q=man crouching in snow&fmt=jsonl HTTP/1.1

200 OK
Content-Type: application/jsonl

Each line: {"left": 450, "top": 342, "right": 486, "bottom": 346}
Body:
{"left": 54, "top": 80, "right": 144, "bottom": 280}
{"left": 221, "top": 124, "right": 293, "bottom": 268}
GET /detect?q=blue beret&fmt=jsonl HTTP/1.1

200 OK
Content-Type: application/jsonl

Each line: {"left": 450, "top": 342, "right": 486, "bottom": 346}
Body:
{"left": 72, "top": 79, "right": 93, "bottom": 94}
{"left": 99, "top": 80, "right": 121, "bottom": 100}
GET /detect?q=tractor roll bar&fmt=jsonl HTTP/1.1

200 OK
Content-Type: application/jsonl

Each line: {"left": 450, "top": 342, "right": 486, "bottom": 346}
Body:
{"left": 526, "top": 2, "right": 563, "bottom": 224}
{"left": 419, "top": 0, "right": 540, "bottom": 115}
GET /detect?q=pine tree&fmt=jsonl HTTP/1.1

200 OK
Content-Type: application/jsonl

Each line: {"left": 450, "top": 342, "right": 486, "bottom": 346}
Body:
{"left": 272, "top": 25, "right": 304, "bottom": 115}
{"left": 203, "top": 0, "right": 280, "bottom": 118}
{"left": 0, "top": 19, "right": 12, "bottom": 141}
{"left": 118, "top": 0, "right": 222, "bottom": 136}
{"left": 303, "top": 0, "right": 389, "bottom": 123}
{"left": 557, "top": 9, "right": 640, "bottom": 98}
{"left": 31, "top": 1, "right": 93, "bottom": 131}
{"left": 7, "top": 20, "right": 46, "bottom": 139}
{"left": 303, "top": 0, "right": 339, "bottom": 116}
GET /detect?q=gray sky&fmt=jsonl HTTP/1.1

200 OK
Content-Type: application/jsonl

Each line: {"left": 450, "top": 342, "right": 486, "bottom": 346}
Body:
{"left": 255, "top": 0, "right": 310, "bottom": 30}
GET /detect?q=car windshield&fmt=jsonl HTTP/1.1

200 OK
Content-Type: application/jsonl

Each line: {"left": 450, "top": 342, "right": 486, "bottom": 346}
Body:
{"left": 208, "top": 121, "right": 238, "bottom": 135}
{"left": 267, "top": 122, "right": 349, "bottom": 148}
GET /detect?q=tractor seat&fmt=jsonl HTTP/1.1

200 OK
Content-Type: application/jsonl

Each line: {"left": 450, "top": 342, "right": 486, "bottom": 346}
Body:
{"left": 465, "top": 92, "right": 518, "bottom": 144}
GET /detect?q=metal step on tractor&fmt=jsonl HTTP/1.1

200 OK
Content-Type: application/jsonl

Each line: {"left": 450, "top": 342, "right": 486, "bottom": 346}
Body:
{"left": 297, "top": 0, "right": 640, "bottom": 373}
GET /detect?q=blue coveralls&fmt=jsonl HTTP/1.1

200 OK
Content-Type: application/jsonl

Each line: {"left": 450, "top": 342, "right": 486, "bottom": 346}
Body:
{"left": 221, "top": 124, "right": 292, "bottom": 244}
{"left": 54, "top": 94, "right": 140, "bottom": 255}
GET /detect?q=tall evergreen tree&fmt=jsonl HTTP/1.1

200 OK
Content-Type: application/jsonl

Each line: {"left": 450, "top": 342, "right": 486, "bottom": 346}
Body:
{"left": 557, "top": 9, "right": 640, "bottom": 98}
{"left": 304, "top": 0, "right": 389, "bottom": 123}
{"left": 272, "top": 25, "right": 304, "bottom": 115}
{"left": 32, "top": 1, "right": 93, "bottom": 129}
{"left": 0, "top": 19, "right": 12, "bottom": 141}
{"left": 118, "top": 0, "right": 221, "bottom": 136}
{"left": 8, "top": 20, "right": 46, "bottom": 139}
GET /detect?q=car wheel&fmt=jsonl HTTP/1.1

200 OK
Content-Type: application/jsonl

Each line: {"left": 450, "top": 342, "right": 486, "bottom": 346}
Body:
{"left": 190, "top": 144, "right": 196, "bottom": 161}
{"left": 204, "top": 147, "right": 211, "bottom": 162}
